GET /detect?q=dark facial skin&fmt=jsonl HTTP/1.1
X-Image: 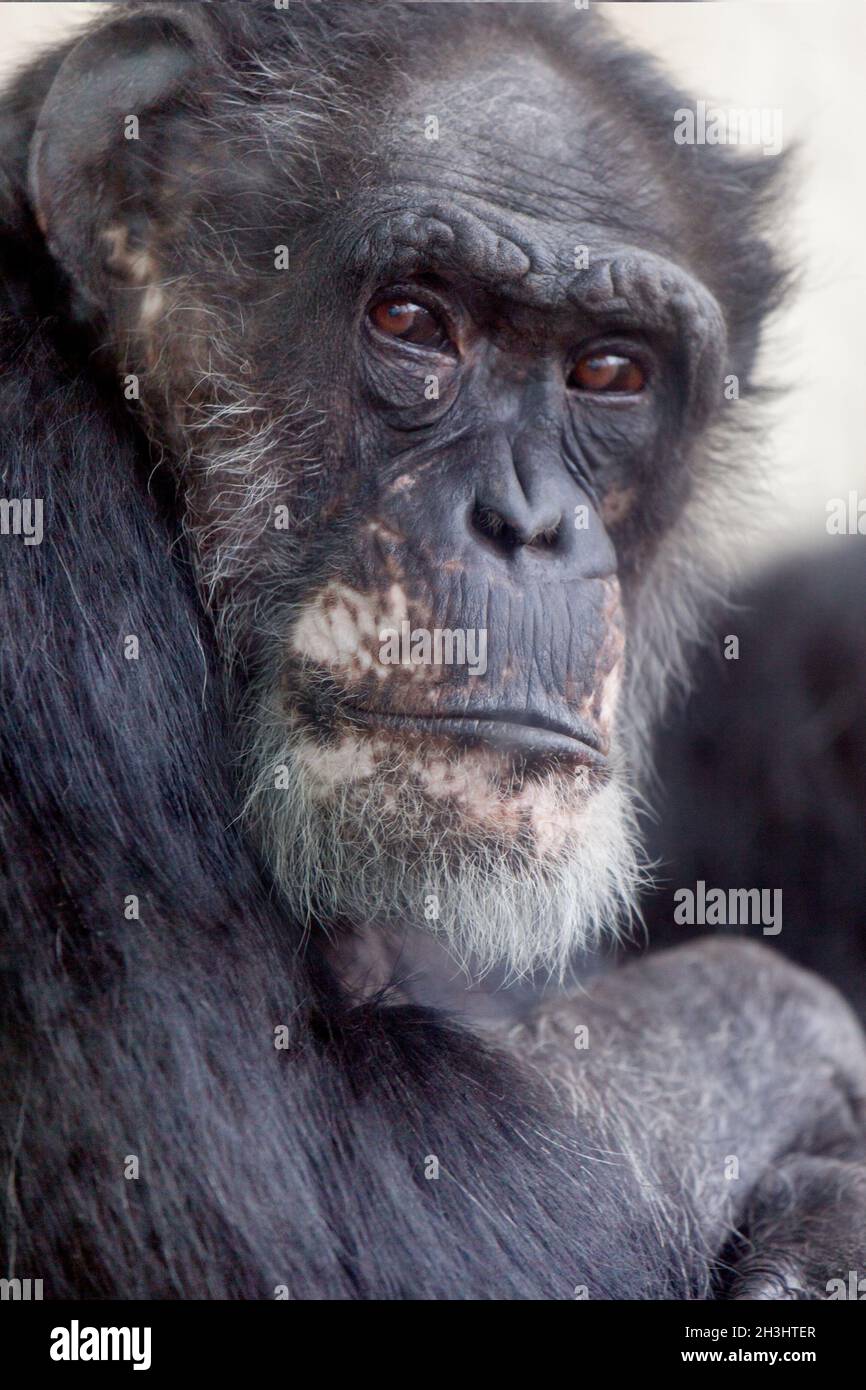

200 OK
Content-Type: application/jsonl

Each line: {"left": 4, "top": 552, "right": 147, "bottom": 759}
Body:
{"left": 249, "top": 48, "right": 727, "bottom": 775}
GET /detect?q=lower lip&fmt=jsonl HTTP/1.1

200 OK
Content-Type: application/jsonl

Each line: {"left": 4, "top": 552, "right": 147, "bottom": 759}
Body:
{"left": 342, "top": 709, "right": 606, "bottom": 769}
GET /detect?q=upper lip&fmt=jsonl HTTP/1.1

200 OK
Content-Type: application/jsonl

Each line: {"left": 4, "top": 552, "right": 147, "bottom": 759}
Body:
{"left": 341, "top": 705, "right": 606, "bottom": 767}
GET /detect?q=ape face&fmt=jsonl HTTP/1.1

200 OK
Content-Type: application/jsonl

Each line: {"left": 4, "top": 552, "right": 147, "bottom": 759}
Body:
{"left": 235, "top": 45, "right": 726, "bottom": 975}
{"left": 32, "top": 6, "right": 732, "bottom": 976}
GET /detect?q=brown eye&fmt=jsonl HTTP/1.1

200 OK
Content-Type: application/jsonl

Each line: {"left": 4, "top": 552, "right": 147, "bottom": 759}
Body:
{"left": 569, "top": 353, "right": 645, "bottom": 394}
{"left": 369, "top": 297, "right": 450, "bottom": 349}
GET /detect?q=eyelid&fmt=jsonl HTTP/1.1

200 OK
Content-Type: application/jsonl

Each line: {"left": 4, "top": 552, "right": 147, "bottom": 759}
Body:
{"left": 371, "top": 280, "right": 418, "bottom": 303}
{"left": 572, "top": 334, "right": 651, "bottom": 361}
{"left": 569, "top": 339, "right": 653, "bottom": 382}
{"left": 367, "top": 283, "right": 459, "bottom": 352}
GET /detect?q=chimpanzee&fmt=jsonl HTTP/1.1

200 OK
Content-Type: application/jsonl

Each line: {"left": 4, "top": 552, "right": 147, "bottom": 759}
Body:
{"left": 2, "top": 0, "right": 865, "bottom": 1299}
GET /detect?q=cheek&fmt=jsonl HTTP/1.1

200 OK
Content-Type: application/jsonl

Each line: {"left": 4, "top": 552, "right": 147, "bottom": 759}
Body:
{"left": 580, "top": 632, "right": 625, "bottom": 743}
{"left": 596, "top": 661, "right": 624, "bottom": 737}
{"left": 574, "top": 578, "right": 627, "bottom": 747}
{"left": 600, "top": 485, "right": 637, "bottom": 527}
{"left": 290, "top": 581, "right": 410, "bottom": 680}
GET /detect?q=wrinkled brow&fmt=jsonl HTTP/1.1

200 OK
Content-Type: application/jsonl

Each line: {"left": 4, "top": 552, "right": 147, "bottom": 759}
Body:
{"left": 341, "top": 200, "right": 726, "bottom": 357}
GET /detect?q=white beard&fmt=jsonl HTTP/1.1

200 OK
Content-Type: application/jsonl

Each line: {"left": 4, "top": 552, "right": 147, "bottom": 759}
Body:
{"left": 243, "top": 701, "right": 644, "bottom": 982}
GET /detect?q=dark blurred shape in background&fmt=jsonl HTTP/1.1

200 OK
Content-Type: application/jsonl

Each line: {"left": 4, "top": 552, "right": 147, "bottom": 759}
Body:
{"left": 639, "top": 539, "right": 866, "bottom": 1020}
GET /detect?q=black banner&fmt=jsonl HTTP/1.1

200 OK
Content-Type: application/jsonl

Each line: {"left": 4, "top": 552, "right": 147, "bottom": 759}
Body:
{"left": 2, "top": 1298, "right": 863, "bottom": 1377}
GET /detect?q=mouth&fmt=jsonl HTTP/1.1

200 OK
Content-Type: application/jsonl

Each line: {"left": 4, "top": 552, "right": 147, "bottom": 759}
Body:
{"left": 340, "top": 705, "right": 607, "bottom": 770}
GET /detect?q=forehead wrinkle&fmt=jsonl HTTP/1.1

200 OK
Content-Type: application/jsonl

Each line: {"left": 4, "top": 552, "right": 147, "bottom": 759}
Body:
{"left": 381, "top": 32, "right": 674, "bottom": 237}
{"left": 395, "top": 129, "right": 648, "bottom": 235}
{"left": 347, "top": 197, "right": 717, "bottom": 336}
{"left": 416, "top": 154, "right": 667, "bottom": 256}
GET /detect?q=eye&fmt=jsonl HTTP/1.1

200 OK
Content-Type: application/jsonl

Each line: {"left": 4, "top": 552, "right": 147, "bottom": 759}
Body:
{"left": 569, "top": 352, "right": 646, "bottom": 394}
{"left": 369, "top": 297, "right": 452, "bottom": 350}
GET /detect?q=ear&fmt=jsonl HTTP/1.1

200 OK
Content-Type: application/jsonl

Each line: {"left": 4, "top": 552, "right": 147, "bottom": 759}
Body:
{"left": 29, "top": 6, "right": 216, "bottom": 312}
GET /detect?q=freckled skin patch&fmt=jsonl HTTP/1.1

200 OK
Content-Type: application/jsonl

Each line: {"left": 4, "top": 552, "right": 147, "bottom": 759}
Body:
{"left": 413, "top": 747, "right": 594, "bottom": 855}
{"left": 103, "top": 225, "right": 158, "bottom": 284}
{"left": 139, "top": 284, "right": 166, "bottom": 327}
{"left": 295, "top": 733, "right": 377, "bottom": 794}
{"left": 290, "top": 580, "right": 411, "bottom": 681}
{"left": 597, "top": 662, "right": 624, "bottom": 738}
{"left": 367, "top": 518, "right": 406, "bottom": 547}
{"left": 600, "top": 486, "right": 637, "bottom": 526}
{"left": 389, "top": 474, "right": 416, "bottom": 494}
{"left": 296, "top": 723, "right": 602, "bottom": 861}
{"left": 577, "top": 577, "right": 626, "bottom": 749}
{"left": 102, "top": 225, "right": 167, "bottom": 331}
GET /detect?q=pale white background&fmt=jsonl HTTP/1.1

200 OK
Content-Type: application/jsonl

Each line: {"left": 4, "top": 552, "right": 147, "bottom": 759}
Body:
{"left": 2, "top": 1, "right": 863, "bottom": 571}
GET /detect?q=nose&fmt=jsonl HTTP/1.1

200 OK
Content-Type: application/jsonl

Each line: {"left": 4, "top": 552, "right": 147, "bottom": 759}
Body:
{"left": 471, "top": 489, "right": 562, "bottom": 552}
{"left": 466, "top": 428, "right": 615, "bottom": 577}
{"left": 471, "top": 431, "right": 564, "bottom": 553}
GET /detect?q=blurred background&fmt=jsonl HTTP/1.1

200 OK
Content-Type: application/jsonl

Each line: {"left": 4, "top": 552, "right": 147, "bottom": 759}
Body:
{"left": 1, "top": 0, "right": 863, "bottom": 573}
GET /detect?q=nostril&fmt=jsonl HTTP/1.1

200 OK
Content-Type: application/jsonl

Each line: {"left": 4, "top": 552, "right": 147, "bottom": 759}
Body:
{"left": 530, "top": 519, "right": 562, "bottom": 548}
{"left": 472, "top": 503, "right": 522, "bottom": 551}
{"left": 471, "top": 501, "right": 562, "bottom": 552}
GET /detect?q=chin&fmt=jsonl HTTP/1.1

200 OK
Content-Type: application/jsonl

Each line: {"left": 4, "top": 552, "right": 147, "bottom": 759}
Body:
{"left": 244, "top": 705, "right": 643, "bottom": 981}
